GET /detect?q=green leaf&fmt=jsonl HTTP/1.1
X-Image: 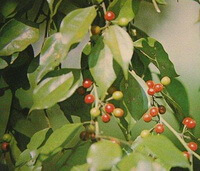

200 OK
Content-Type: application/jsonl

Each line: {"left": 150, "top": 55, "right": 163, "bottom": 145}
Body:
{"left": 15, "top": 149, "right": 32, "bottom": 167}
{"left": 109, "top": 0, "right": 140, "bottom": 23}
{"left": 0, "top": 78, "right": 12, "bottom": 138}
{"left": 35, "top": 33, "right": 70, "bottom": 83}
{"left": 10, "top": 136, "right": 22, "bottom": 163}
{"left": 161, "top": 91, "right": 185, "bottom": 122}
{"left": 0, "top": 19, "right": 39, "bottom": 56}
{"left": 87, "top": 140, "right": 122, "bottom": 170}
{"left": 134, "top": 37, "right": 179, "bottom": 78}
{"left": 156, "top": 0, "right": 167, "bottom": 5}
{"left": 57, "top": 142, "right": 91, "bottom": 170}
{"left": 46, "top": 104, "right": 69, "bottom": 131}
{"left": 164, "top": 78, "right": 189, "bottom": 117}
{"left": 71, "top": 163, "right": 89, "bottom": 171}
{"left": 27, "top": 128, "right": 51, "bottom": 150}
{"left": 47, "top": 0, "right": 63, "bottom": 16}
{"left": 120, "top": 71, "right": 149, "bottom": 120}
{"left": 0, "top": 58, "right": 8, "bottom": 69}
{"left": 104, "top": 25, "right": 134, "bottom": 79}
{"left": 116, "top": 152, "right": 150, "bottom": 170}
{"left": 31, "top": 71, "right": 74, "bottom": 111}
{"left": 0, "top": 0, "right": 18, "bottom": 18}
{"left": 39, "top": 123, "right": 82, "bottom": 161}
{"left": 135, "top": 135, "right": 190, "bottom": 170}
{"left": 89, "top": 37, "right": 116, "bottom": 99}
{"left": 60, "top": 6, "right": 96, "bottom": 45}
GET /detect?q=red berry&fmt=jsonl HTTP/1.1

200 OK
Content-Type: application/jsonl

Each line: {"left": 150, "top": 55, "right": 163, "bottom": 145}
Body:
{"left": 158, "top": 105, "right": 166, "bottom": 114}
{"left": 150, "top": 107, "right": 159, "bottom": 117}
{"left": 104, "top": 11, "right": 115, "bottom": 21}
{"left": 113, "top": 108, "right": 124, "bottom": 118}
{"left": 105, "top": 103, "right": 115, "bottom": 113}
{"left": 183, "top": 151, "right": 190, "bottom": 159}
{"left": 147, "top": 88, "right": 155, "bottom": 96}
{"left": 76, "top": 86, "right": 86, "bottom": 95}
{"left": 154, "top": 83, "right": 163, "bottom": 93}
{"left": 142, "top": 113, "right": 152, "bottom": 122}
{"left": 1, "top": 142, "right": 9, "bottom": 152}
{"left": 84, "top": 94, "right": 95, "bottom": 104}
{"left": 102, "top": 114, "right": 110, "bottom": 123}
{"left": 188, "top": 142, "right": 198, "bottom": 151}
{"left": 146, "top": 80, "right": 154, "bottom": 88}
{"left": 182, "top": 117, "right": 196, "bottom": 129}
{"left": 155, "top": 123, "right": 164, "bottom": 134}
{"left": 83, "top": 79, "right": 93, "bottom": 88}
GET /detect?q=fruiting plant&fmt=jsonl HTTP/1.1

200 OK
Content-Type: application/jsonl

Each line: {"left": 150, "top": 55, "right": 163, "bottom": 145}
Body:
{"left": 0, "top": 0, "right": 199, "bottom": 170}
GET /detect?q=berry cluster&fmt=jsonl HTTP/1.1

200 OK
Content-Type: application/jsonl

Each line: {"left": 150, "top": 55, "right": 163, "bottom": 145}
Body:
{"left": 1, "top": 134, "right": 12, "bottom": 152}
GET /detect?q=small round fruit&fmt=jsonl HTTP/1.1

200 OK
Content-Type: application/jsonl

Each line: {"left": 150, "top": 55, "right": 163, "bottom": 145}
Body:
{"left": 83, "top": 79, "right": 93, "bottom": 88}
{"left": 158, "top": 105, "right": 166, "bottom": 114}
{"left": 150, "top": 107, "right": 159, "bottom": 117}
{"left": 161, "top": 76, "right": 171, "bottom": 86}
{"left": 146, "top": 80, "right": 154, "bottom": 88}
{"left": 79, "top": 131, "right": 89, "bottom": 141}
{"left": 91, "top": 26, "right": 101, "bottom": 35}
{"left": 84, "top": 94, "right": 95, "bottom": 104}
{"left": 102, "top": 114, "right": 111, "bottom": 123}
{"left": 108, "top": 86, "right": 117, "bottom": 95}
{"left": 142, "top": 113, "right": 152, "bottom": 122}
{"left": 140, "top": 130, "right": 150, "bottom": 138}
{"left": 154, "top": 83, "right": 163, "bottom": 93}
{"left": 155, "top": 123, "right": 164, "bottom": 134}
{"left": 183, "top": 151, "right": 190, "bottom": 159}
{"left": 86, "top": 125, "right": 95, "bottom": 133}
{"left": 112, "top": 91, "right": 123, "bottom": 100}
{"left": 188, "top": 142, "right": 198, "bottom": 151}
{"left": 147, "top": 88, "right": 155, "bottom": 96}
{"left": 104, "top": 11, "right": 115, "bottom": 21}
{"left": 90, "top": 107, "right": 101, "bottom": 117}
{"left": 118, "top": 17, "right": 129, "bottom": 26}
{"left": 105, "top": 103, "right": 115, "bottom": 113}
{"left": 76, "top": 86, "right": 86, "bottom": 95}
{"left": 182, "top": 117, "right": 196, "bottom": 129}
{"left": 113, "top": 108, "right": 124, "bottom": 118}
{"left": 2, "top": 134, "right": 12, "bottom": 143}
{"left": 1, "top": 142, "right": 9, "bottom": 152}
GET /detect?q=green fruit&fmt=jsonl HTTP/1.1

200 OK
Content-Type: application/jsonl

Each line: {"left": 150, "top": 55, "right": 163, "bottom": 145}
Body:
{"left": 2, "top": 134, "right": 12, "bottom": 143}
{"left": 118, "top": 18, "right": 129, "bottom": 27}
{"left": 140, "top": 130, "right": 150, "bottom": 138}
{"left": 161, "top": 76, "right": 171, "bottom": 86}
{"left": 112, "top": 91, "right": 123, "bottom": 100}
{"left": 90, "top": 107, "right": 101, "bottom": 117}
{"left": 86, "top": 125, "right": 95, "bottom": 133}
{"left": 91, "top": 26, "right": 101, "bottom": 35}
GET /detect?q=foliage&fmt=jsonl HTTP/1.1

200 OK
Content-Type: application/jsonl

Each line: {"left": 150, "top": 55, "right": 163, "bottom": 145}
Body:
{"left": 0, "top": 0, "right": 199, "bottom": 171}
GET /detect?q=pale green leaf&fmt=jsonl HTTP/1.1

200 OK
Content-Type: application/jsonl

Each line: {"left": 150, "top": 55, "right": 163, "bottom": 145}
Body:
{"left": 104, "top": 25, "right": 134, "bottom": 79}
{"left": 0, "top": 19, "right": 39, "bottom": 56}
{"left": 87, "top": 140, "right": 122, "bottom": 170}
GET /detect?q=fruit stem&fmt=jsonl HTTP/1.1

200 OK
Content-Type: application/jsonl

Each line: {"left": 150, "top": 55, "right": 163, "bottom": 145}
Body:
{"left": 152, "top": 0, "right": 161, "bottom": 13}
{"left": 160, "top": 116, "right": 200, "bottom": 160}
{"left": 95, "top": 120, "right": 100, "bottom": 137}
{"left": 93, "top": 84, "right": 99, "bottom": 108}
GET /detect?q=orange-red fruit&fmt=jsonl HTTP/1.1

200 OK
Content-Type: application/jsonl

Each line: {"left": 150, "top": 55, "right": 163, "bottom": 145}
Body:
{"left": 104, "top": 11, "right": 115, "bottom": 21}
{"left": 102, "top": 114, "right": 111, "bottom": 123}
{"left": 142, "top": 113, "right": 152, "bottom": 122}
{"left": 150, "top": 107, "right": 159, "bottom": 117}
{"left": 183, "top": 151, "right": 190, "bottom": 159}
{"left": 105, "top": 103, "right": 115, "bottom": 113}
{"left": 147, "top": 88, "right": 155, "bottom": 96}
{"left": 182, "top": 117, "right": 196, "bottom": 129}
{"left": 188, "top": 142, "right": 198, "bottom": 151}
{"left": 154, "top": 83, "right": 163, "bottom": 92}
{"left": 155, "top": 123, "right": 164, "bottom": 134}
{"left": 113, "top": 108, "right": 124, "bottom": 118}
{"left": 83, "top": 79, "right": 93, "bottom": 88}
{"left": 158, "top": 105, "right": 166, "bottom": 114}
{"left": 84, "top": 94, "right": 95, "bottom": 104}
{"left": 146, "top": 80, "right": 154, "bottom": 88}
{"left": 1, "top": 142, "right": 9, "bottom": 152}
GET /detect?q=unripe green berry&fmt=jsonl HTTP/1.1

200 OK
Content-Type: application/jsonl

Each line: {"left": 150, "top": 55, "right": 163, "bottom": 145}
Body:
{"left": 140, "top": 130, "right": 150, "bottom": 138}
{"left": 161, "top": 76, "right": 171, "bottom": 86}
{"left": 90, "top": 108, "right": 101, "bottom": 117}
{"left": 2, "top": 134, "right": 12, "bottom": 143}
{"left": 112, "top": 91, "right": 123, "bottom": 100}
